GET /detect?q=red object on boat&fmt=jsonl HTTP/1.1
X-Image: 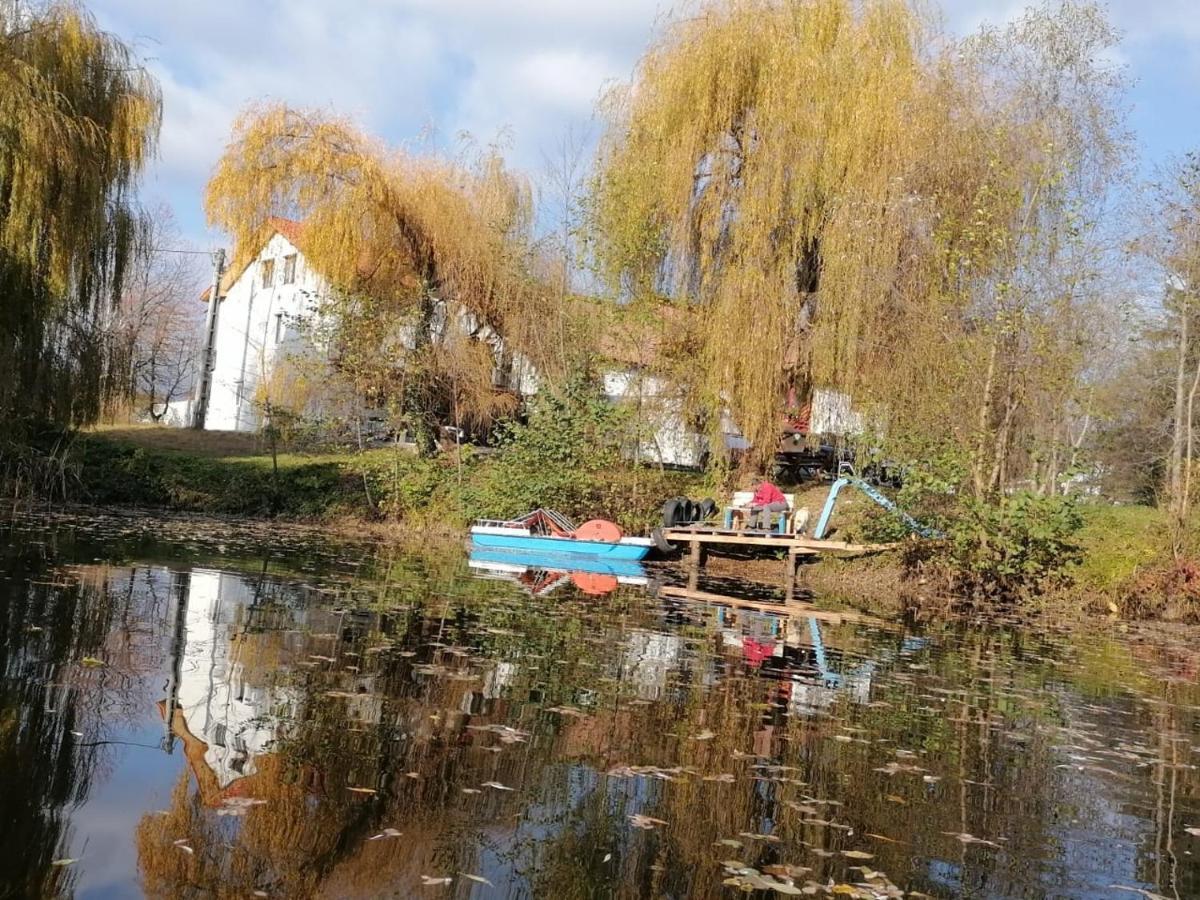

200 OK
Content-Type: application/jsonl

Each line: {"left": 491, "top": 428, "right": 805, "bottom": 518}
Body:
{"left": 573, "top": 519, "right": 624, "bottom": 543}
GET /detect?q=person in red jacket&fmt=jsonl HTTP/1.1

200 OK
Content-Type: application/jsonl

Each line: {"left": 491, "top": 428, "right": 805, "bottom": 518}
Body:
{"left": 747, "top": 479, "right": 788, "bottom": 530}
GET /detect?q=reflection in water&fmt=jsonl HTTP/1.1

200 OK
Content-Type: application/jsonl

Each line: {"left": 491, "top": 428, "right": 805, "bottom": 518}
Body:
{"left": 1, "top": 510, "right": 1199, "bottom": 898}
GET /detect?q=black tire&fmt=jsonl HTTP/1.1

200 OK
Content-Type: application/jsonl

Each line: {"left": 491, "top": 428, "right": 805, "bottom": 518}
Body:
{"left": 652, "top": 527, "right": 677, "bottom": 556}
{"left": 661, "top": 497, "right": 686, "bottom": 528}
{"left": 697, "top": 498, "right": 718, "bottom": 521}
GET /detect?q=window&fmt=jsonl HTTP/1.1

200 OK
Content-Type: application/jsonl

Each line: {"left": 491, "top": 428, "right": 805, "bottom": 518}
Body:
{"left": 274, "top": 313, "right": 284, "bottom": 344}
{"left": 282, "top": 253, "right": 297, "bottom": 284}
{"left": 260, "top": 259, "right": 275, "bottom": 289}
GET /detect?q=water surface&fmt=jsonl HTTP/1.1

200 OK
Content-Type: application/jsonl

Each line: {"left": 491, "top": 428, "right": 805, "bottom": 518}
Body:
{"left": 2, "top": 507, "right": 1199, "bottom": 899}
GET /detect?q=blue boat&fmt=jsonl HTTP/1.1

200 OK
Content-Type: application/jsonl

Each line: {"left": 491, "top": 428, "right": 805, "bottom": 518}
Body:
{"left": 468, "top": 547, "right": 649, "bottom": 580}
{"left": 469, "top": 509, "right": 653, "bottom": 561}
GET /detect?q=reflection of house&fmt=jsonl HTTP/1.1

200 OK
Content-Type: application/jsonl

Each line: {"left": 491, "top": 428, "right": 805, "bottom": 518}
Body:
{"left": 621, "top": 630, "right": 686, "bottom": 700}
{"left": 168, "top": 569, "right": 299, "bottom": 793}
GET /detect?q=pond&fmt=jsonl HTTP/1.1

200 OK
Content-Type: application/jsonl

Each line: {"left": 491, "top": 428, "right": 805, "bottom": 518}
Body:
{"left": 1, "top": 507, "right": 1198, "bottom": 899}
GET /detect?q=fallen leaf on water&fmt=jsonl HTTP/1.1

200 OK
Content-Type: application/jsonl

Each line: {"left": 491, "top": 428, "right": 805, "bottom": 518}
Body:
{"left": 693, "top": 729, "right": 716, "bottom": 741}
{"left": 459, "top": 873, "right": 493, "bottom": 886}
{"left": 942, "top": 831, "right": 1001, "bottom": 848}
{"left": 865, "top": 833, "right": 905, "bottom": 844}
{"left": 482, "top": 781, "right": 513, "bottom": 791}
{"left": 461, "top": 788, "right": 481, "bottom": 795}
{"left": 420, "top": 875, "right": 452, "bottom": 886}
{"left": 842, "top": 850, "right": 874, "bottom": 860}
{"left": 629, "top": 814, "right": 667, "bottom": 829}
{"left": 80, "top": 657, "right": 104, "bottom": 668}
{"left": 368, "top": 828, "right": 402, "bottom": 841}
{"left": 1186, "top": 827, "right": 1200, "bottom": 836}
{"left": 347, "top": 787, "right": 377, "bottom": 795}
{"left": 603, "top": 853, "right": 612, "bottom": 862}
{"left": 50, "top": 859, "right": 78, "bottom": 867}
{"left": 764, "top": 864, "right": 811, "bottom": 878}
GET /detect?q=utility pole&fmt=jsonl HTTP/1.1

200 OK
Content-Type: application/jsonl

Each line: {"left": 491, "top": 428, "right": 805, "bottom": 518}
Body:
{"left": 192, "top": 247, "right": 225, "bottom": 429}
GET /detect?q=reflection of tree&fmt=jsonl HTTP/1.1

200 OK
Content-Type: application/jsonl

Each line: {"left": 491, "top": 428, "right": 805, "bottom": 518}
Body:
{"left": 11, "top": 524, "right": 1199, "bottom": 899}
{"left": 0, "top": 558, "right": 147, "bottom": 898}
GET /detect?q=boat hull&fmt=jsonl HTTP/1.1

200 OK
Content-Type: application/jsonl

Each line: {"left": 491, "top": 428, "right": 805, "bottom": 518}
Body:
{"left": 470, "top": 529, "right": 651, "bottom": 561}
{"left": 469, "top": 547, "right": 649, "bottom": 580}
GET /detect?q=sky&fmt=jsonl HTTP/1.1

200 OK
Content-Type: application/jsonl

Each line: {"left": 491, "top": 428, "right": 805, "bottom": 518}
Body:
{"left": 88, "top": 0, "right": 1200, "bottom": 251}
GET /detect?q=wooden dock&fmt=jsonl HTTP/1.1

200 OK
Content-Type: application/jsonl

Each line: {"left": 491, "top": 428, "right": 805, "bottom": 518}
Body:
{"left": 661, "top": 525, "right": 897, "bottom": 596}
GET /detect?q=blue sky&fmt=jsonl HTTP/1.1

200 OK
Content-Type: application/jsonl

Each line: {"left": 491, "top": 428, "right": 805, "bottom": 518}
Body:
{"left": 88, "top": 0, "right": 1200, "bottom": 249}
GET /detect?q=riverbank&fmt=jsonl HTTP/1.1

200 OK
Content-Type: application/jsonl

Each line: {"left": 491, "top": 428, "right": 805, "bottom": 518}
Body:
{"left": 9, "top": 426, "right": 1194, "bottom": 623}
{"left": 70, "top": 426, "right": 708, "bottom": 534}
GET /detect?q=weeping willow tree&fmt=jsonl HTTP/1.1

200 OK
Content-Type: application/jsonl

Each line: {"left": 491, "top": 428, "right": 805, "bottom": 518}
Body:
{"left": 589, "top": 0, "right": 1128, "bottom": 490}
{"left": 206, "top": 105, "right": 570, "bottom": 452}
{"left": 589, "top": 0, "right": 943, "bottom": 464}
{"left": 0, "top": 1, "right": 161, "bottom": 429}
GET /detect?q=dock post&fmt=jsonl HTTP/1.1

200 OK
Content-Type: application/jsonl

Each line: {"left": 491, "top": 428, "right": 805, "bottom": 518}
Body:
{"left": 687, "top": 539, "right": 705, "bottom": 590}
{"left": 784, "top": 548, "right": 797, "bottom": 604}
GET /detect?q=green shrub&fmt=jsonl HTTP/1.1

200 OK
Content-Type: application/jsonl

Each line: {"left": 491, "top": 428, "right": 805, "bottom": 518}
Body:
{"left": 473, "top": 373, "right": 629, "bottom": 519}
{"left": 932, "top": 492, "right": 1084, "bottom": 599}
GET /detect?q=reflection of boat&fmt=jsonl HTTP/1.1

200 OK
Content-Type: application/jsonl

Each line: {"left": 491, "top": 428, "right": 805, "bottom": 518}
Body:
{"left": 468, "top": 547, "right": 649, "bottom": 597}
{"left": 470, "top": 509, "right": 653, "bottom": 561}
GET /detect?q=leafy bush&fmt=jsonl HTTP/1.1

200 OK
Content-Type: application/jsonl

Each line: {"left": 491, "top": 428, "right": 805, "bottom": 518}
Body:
{"left": 472, "top": 373, "right": 630, "bottom": 520}
{"left": 930, "top": 492, "right": 1084, "bottom": 599}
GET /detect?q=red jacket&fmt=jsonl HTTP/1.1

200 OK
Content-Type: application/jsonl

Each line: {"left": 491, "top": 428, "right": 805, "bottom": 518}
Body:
{"left": 750, "top": 482, "right": 786, "bottom": 506}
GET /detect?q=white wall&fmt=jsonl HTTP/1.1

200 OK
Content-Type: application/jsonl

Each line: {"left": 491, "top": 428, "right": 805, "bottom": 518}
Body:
{"left": 603, "top": 369, "right": 707, "bottom": 468}
{"left": 205, "top": 233, "right": 324, "bottom": 432}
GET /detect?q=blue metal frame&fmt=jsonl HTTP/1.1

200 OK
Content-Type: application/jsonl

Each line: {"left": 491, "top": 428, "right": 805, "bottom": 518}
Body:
{"left": 813, "top": 474, "right": 940, "bottom": 540}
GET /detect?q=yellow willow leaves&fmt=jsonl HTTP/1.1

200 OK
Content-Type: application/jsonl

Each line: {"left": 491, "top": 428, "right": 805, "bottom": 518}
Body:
{"left": 205, "top": 105, "right": 565, "bottom": 377}
{"left": 0, "top": 3, "right": 158, "bottom": 292}
{"left": 0, "top": 1, "right": 160, "bottom": 425}
{"left": 205, "top": 104, "right": 577, "bottom": 435}
{"left": 588, "top": 0, "right": 1126, "bottom": 468}
{"left": 591, "top": 0, "right": 936, "bottom": 454}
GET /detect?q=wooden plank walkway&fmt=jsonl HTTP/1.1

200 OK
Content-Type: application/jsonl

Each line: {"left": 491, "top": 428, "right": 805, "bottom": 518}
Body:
{"left": 662, "top": 526, "right": 889, "bottom": 555}
{"left": 661, "top": 525, "right": 897, "bottom": 593}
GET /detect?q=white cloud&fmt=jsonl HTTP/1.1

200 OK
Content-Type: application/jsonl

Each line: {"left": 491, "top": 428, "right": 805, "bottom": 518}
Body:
{"left": 88, "top": 0, "right": 1200, "bottom": 245}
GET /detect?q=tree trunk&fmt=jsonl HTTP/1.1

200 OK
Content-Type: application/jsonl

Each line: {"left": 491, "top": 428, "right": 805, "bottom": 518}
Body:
{"left": 1170, "top": 300, "right": 1189, "bottom": 519}
{"left": 1183, "top": 349, "right": 1200, "bottom": 517}
{"left": 972, "top": 331, "right": 1000, "bottom": 499}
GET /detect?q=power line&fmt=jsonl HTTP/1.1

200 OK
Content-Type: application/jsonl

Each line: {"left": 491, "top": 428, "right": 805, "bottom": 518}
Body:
{"left": 148, "top": 247, "right": 217, "bottom": 256}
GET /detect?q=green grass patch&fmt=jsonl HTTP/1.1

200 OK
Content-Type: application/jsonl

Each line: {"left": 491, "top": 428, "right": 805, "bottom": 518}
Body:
{"left": 1071, "top": 503, "right": 1168, "bottom": 591}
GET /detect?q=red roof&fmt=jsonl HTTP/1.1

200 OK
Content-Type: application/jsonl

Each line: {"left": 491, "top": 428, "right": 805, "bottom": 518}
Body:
{"left": 200, "top": 217, "right": 305, "bottom": 302}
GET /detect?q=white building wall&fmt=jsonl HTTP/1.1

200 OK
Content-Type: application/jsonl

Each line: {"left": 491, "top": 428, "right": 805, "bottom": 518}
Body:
{"left": 205, "top": 233, "right": 325, "bottom": 432}
{"left": 603, "top": 369, "right": 706, "bottom": 468}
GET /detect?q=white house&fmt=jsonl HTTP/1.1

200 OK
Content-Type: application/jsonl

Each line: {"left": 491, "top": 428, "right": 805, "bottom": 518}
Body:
{"left": 192, "top": 217, "right": 540, "bottom": 435}
{"left": 191, "top": 218, "right": 324, "bottom": 432}
{"left": 188, "top": 218, "right": 858, "bottom": 468}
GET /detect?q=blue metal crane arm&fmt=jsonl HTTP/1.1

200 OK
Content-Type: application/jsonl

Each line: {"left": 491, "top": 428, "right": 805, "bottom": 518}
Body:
{"left": 812, "top": 477, "right": 940, "bottom": 540}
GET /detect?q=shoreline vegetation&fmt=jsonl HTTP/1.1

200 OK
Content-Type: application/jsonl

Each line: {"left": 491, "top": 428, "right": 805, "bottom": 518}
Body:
{"left": 5, "top": 1, "right": 1200, "bottom": 628}
{"left": 7, "top": 424, "right": 1191, "bottom": 625}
